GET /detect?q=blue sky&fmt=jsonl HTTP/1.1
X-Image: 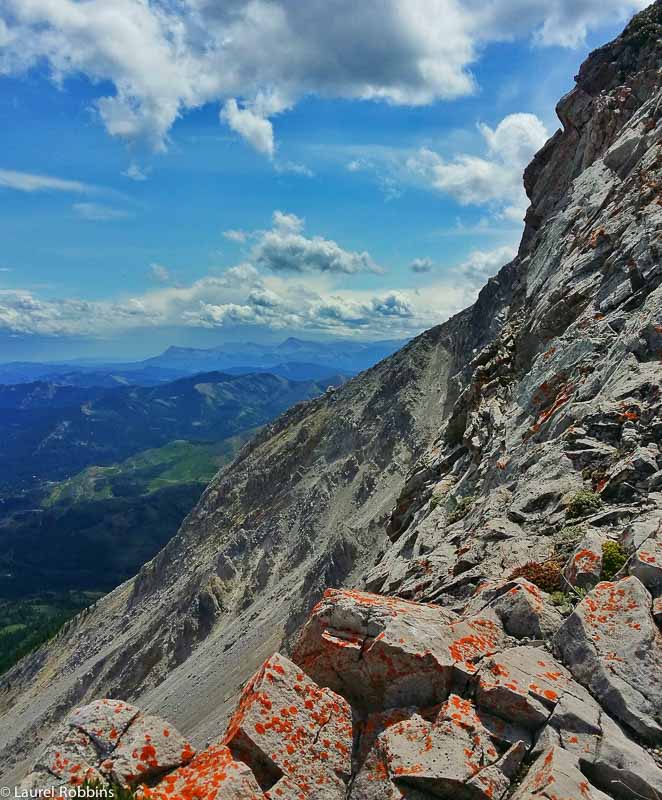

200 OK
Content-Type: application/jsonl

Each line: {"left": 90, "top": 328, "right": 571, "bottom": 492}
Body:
{"left": 0, "top": 0, "right": 647, "bottom": 361}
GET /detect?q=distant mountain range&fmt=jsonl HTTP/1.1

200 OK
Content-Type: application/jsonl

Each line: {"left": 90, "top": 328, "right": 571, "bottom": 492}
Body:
{"left": 0, "top": 337, "right": 406, "bottom": 387}
{"left": 0, "top": 370, "right": 344, "bottom": 488}
{"left": 144, "top": 337, "right": 407, "bottom": 373}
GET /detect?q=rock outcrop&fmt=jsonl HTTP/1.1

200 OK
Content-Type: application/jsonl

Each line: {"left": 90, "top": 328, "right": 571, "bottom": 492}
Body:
{"left": 1, "top": 1, "right": 661, "bottom": 794}
{"left": 24, "top": 585, "right": 662, "bottom": 799}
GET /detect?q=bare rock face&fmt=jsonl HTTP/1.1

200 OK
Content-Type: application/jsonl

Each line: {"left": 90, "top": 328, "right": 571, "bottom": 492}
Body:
{"left": 142, "top": 745, "right": 265, "bottom": 800}
{"left": 485, "top": 579, "right": 564, "bottom": 640}
{"left": 2, "top": 1, "right": 662, "bottom": 792}
{"left": 510, "top": 747, "right": 612, "bottom": 800}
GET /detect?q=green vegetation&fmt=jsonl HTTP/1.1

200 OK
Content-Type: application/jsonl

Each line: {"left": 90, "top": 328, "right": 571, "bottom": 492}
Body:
{"left": 566, "top": 490, "right": 602, "bottom": 519}
{"left": 46, "top": 434, "right": 255, "bottom": 506}
{"left": 601, "top": 540, "right": 628, "bottom": 580}
{"left": 0, "top": 432, "right": 256, "bottom": 602}
{"left": 550, "top": 587, "right": 588, "bottom": 615}
{"left": 448, "top": 495, "right": 475, "bottom": 524}
{"left": 0, "top": 592, "right": 101, "bottom": 675}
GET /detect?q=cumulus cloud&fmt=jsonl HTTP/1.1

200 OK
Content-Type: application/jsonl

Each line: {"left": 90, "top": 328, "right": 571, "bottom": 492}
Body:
{"left": 0, "top": 168, "right": 91, "bottom": 193}
{"left": 0, "top": 1, "right": 645, "bottom": 153}
{"left": 221, "top": 99, "right": 276, "bottom": 158}
{"left": 252, "top": 211, "right": 382, "bottom": 275}
{"left": 407, "top": 113, "right": 549, "bottom": 221}
{"left": 410, "top": 258, "right": 434, "bottom": 273}
{"left": 73, "top": 202, "right": 131, "bottom": 221}
{"left": 0, "top": 243, "right": 522, "bottom": 342}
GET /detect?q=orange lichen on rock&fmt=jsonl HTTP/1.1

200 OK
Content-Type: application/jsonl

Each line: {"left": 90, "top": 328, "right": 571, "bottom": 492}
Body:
{"left": 223, "top": 652, "right": 352, "bottom": 799}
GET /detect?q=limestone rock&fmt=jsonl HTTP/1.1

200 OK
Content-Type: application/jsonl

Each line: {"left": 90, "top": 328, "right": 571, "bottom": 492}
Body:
{"left": 223, "top": 652, "right": 353, "bottom": 799}
{"left": 510, "top": 746, "right": 611, "bottom": 800}
{"left": 293, "top": 588, "right": 505, "bottom": 711}
{"left": 553, "top": 576, "right": 662, "bottom": 743}
{"left": 475, "top": 646, "right": 575, "bottom": 729}
{"left": 69, "top": 698, "right": 140, "bottom": 755}
{"left": 629, "top": 526, "right": 662, "bottom": 596}
{"left": 350, "top": 695, "right": 526, "bottom": 800}
{"left": 486, "top": 579, "right": 563, "bottom": 639}
{"left": 110, "top": 713, "right": 194, "bottom": 785}
{"left": 141, "top": 745, "right": 265, "bottom": 800}
{"left": 22, "top": 700, "right": 194, "bottom": 794}
{"left": 563, "top": 530, "right": 605, "bottom": 590}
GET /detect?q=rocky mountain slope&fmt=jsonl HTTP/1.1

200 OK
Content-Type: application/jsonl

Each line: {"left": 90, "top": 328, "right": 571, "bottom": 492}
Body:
{"left": 1, "top": 3, "right": 661, "bottom": 794}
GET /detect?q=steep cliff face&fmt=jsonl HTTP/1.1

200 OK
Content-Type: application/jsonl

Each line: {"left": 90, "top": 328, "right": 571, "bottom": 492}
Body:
{"left": 368, "top": 1, "right": 662, "bottom": 607}
{"left": 1, "top": 2, "right": 661, "bottom": 792}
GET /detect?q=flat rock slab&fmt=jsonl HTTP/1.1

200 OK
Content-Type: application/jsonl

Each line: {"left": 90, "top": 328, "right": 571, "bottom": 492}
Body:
{"left": 111, "top": 712, "right": 195, "bottom": 785}
{"left": 69, "top": 698, "right": 140, "bottom": 755}
{"left": 141, "top": 744, "right": 266, "bottom": 800}
{"left": 553, "top": 576, "right": 662, "bottom": 743}
{"left": 224, "top": 652, "right": 353, "bottom": 799}
{"left": 510, "top": 746, "right": 611, "bottom": 800}
{"left": 475, "top": 646, "right": 577, "bottom": 729}
{"left": 293, "top": 589, "right": 505, "bottom": 711}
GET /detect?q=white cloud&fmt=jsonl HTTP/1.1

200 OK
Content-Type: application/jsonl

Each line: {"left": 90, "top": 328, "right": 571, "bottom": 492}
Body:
{"left": 272, "top": 210, "right": 304, "bottom": 233}
{"left": 220, "top": 99, "right": 276, "bottom": 158}
{"left": 122, "top": 162, "right": 148, "bottom": 181}
{"left": 410, "top": 257, "right": 434, "bottom": 273}
{"left": 0, "top": 168, "right": 90, "bottom": 193}
{"left": 0, "top": 1, "right": 645, "bottom": 154}
{"left": 455, "top": 243, "right": 518, "bottom": 300}
{"left": 252, "top": 212, "right": 382, "bottom": 275}
{"left": 149, "top": 263, "right": 171, "bottom": 282}
{"left": 0, "top": 242, "right": 522, "bottom": 341}
{"left": 223, "top": 229, "right": 249, "bottom": 243}
{"left": 73, "top": 202, "right": 131, "bottom": 221}
{"left": 407, "top": 113, "right": 549, "bottom": 221}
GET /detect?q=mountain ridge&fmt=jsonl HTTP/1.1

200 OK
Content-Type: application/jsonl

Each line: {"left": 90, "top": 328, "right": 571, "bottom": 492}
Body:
{"left": 1, "top": 5, "right": 661, "bottom": 793}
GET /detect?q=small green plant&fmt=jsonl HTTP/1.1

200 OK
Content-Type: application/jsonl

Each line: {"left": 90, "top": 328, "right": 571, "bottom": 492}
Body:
{"left": 509, "top": 560, "right": 563, "bottom": 593}
{"left": 550, "top": 586, "right": 587, "bottom": 613}
{"left": 601, "top": 540, "right": 628, "bottom": 580}
{"left": 566, "top": 490, "right": 602, "bottom": 519}
{"left": 549, "top": 591, "right": 568, "bottom": 607}
{"left": 447, "top": 495, "right": 475, "bottom": 524}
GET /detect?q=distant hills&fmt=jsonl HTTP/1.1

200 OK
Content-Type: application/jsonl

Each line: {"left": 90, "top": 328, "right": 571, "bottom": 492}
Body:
{"left": 0, "top": 370, "right": 344, "bottom": 488}
{"left": 0, "top": 337, "right": 406, "bottom": 387}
